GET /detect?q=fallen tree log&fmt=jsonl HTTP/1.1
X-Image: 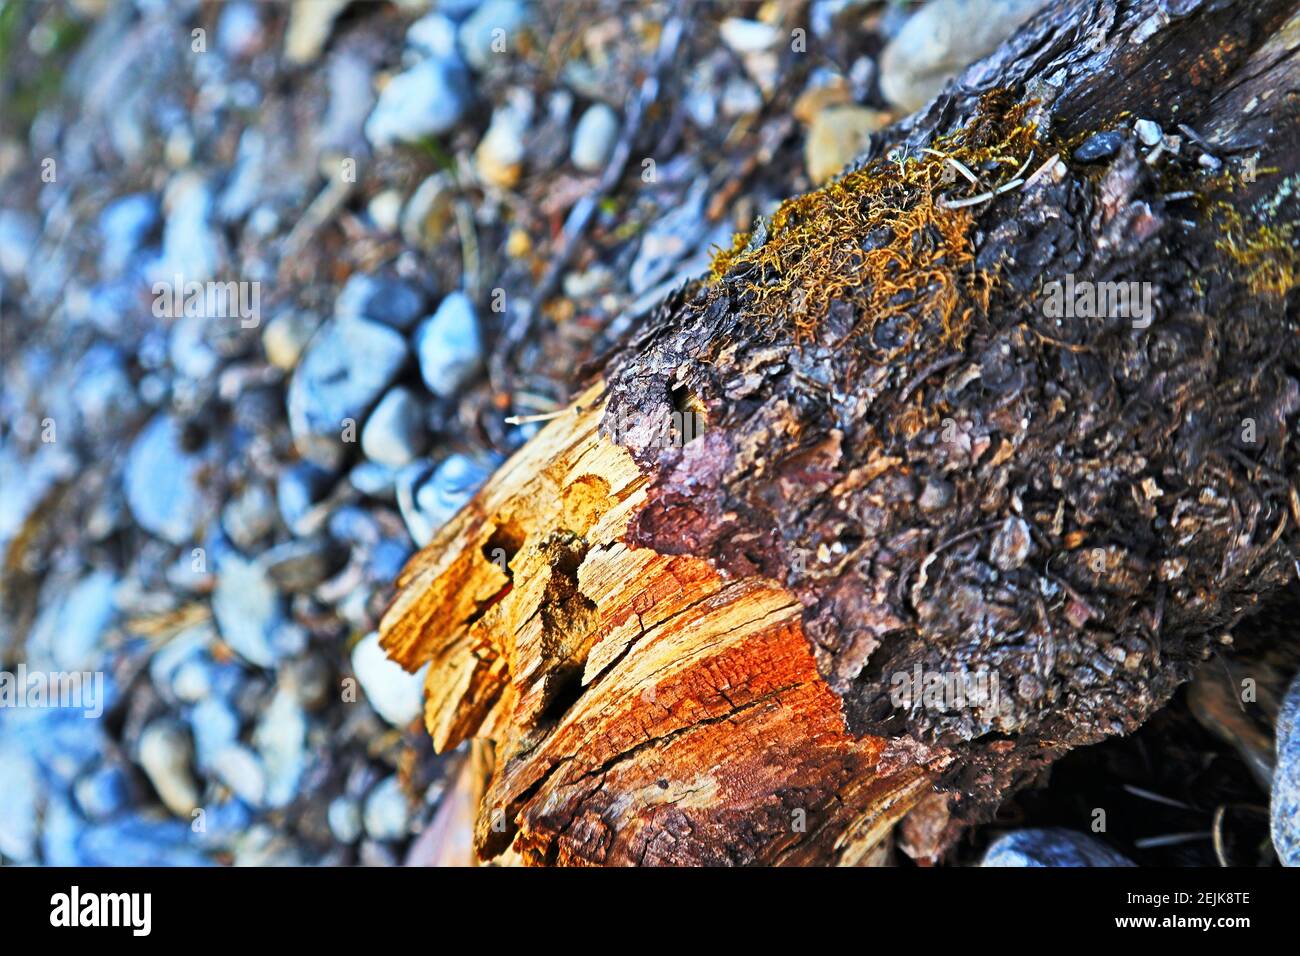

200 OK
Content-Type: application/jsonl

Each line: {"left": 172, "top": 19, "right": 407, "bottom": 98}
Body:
{"left": 381, "top": 0, "right": 1300, "bottom": 866}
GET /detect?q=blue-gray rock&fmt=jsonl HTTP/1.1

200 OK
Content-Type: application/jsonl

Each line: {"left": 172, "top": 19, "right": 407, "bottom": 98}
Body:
{"left": 137, "top": 719, "right": 200, "bottom": 817}
{"left": 211, "top": 555, "right": 286, "bottom": 668}
{"left": 351, "top": 630, "right": 429, "bottom": 727}
{"left": 41, "top": 792, "right": 84, "bottom": 866}
{"left": 155, "top": 172, "right": 224, "bottom": 282}
{"left": 458, "top": 0, "right": 530, "bottom": 71}
{"left": 26, "top": 570, "right": 117, "bottom": 672}
{"left": 407, "top": 11, "right": 459, "bottom": 60}
{"left": 415, "top": 291, "right": 483, "bottom": 399}
{"left": 260, "top": 536, "right": 345, "bottom": 592}
{"left": 72, "top": 344, "right": 139, "bottom": 429}
{"left": 1271, "top": 673, "right": 1300, "bottom": 866}
{"left": 328, "top": 796, "right": 363, "bottom": 844}
{"left": 77, "top": 814, "right": 210, "bottom": 866}
{"left": 0, "top": 208, "right": 37, "bottom": 280}
{"left": 254, "top": 689, "right": 307, "bottom": 809}
{"left": 98, "top": 193, "right": 159, "bottom": 275}
{"left": 211, "top": 744, "right": 267, "bottom": 807}
{"left": 0, "top": 741, "right": 42, "bottom": 862}
{"left": 364, "top": 58, "right": 471, "bottom": 148}
{"left": 277, "top": 460, "right": 337, "bottom": 536}
{"left": 74, "top": 764, "right": 132, "bottom": 821}
{"left": 982, "top": 828, "right": 1135, "bottom": 867}
{"left": 335, "top": 273, "right": 427, "bottom": 330}
{"left": 190, "top": 697, "right": 241, "bottom": 770}
{"left": 287, "top": 316, "right": 409, "bottom": 467}
{"left": 570, "top": 102, "right": 619, "bottom": 172}
{"left": 397, "top": 454, "right": 496, "bottom": 546}
{"left": 1074, "top": 130, "right": 1124, "bottom": 163}
{"left": 125, "top": 415, "right": 209, "bottom": 545}
{"left": 362, "top": 386, "right": 429, "bottom": 468}
{"left": 879, "top": 0, "right": 1049, "bottom": 112}
{"left": 349, "top": 460, "right": 399, "bottom": 498}
{"left": 262, "top": 310, "right": 319, "bottom": 370}
{"left": 222, "top": 481, "right": 277, "bottom": 551}
{"left": 363, "top": 776, "right": 411, "bottom": 841}
{"left": 217, "top": 1, "right": 264, "bottom": 58}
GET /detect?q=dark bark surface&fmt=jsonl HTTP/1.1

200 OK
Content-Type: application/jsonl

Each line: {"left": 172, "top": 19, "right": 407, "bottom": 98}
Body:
{"left": 602, "top": 0, "right": 1300, "bottom": 822}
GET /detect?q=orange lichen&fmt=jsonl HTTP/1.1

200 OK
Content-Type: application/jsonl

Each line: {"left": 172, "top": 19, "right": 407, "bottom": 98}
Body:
{"left": 710, "top": 97, "right": 1039, "bottom": 351}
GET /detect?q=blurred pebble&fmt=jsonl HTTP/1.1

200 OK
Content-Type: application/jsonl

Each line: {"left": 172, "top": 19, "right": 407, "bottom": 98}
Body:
{"left": 74, "top": 764, "right": 132, "bottom": 821}
{"left": 137, "top": 720, "right": 200, "bottom": 818}
{"left": 570, "top": 103, "right": 619, "bottom": 172}
{"left": 211, "top": 744, "right": 267, "bottom": 807}
{"left": 262, "top": 310, "right": 319, "bottom": 371}
{"left": 260, "top": 537, "right": 345, "bottom": 592}
{"left": 77, "top": 814, "right": 209, "bottom": 866}
{"left": 351, "top": 630, "right": 429, "bottom": 728}
{"left": 805, "top": 105, "right": 887, "bottom": 184}
{"left": 328, "top": 796, "right": 363, "bottom": 844}
{"left": 277, "top": 460, "right": 337, "bottom": 537}
{"left": 397, "top": 453, "right": 495, "bottom": 546}
{"left": 0, "top": 742, "right": 42, "bottom": 862}
{"left": 124, "top": 415, "right": 209, "bottom": 545}
{"left": 190, "top": 697, "right": 241, "bottom": 770}
{"left": 335, "top": 273, "right": 427, "bottom": 330}
{"left": 98, "top": 193, "right": 159, "bottom": 275}
{"left": 1271, "top": 673, "right": 1300, "bottom": 866}
{"left": 254, "top": 689, "right": 307, "bottom": 809}
{"left": 362, "top": 387, "right": 429, "bottom": 469}
{"left": 364, "top": 776, "right": 411, "bottom": 841}
{"left": 982, "top": 828, "right": 1135, "bottom": 867}
{"left": 287, "top": 316, "right": 408, "bottom": 468}
{"left": 880, "top": 0, "right": 1048, "bottom": 112}
{"left": 458, "top": 0, "right": 530, "bottom": 71}
{"left": 222, "top": 482, "right": 278, "bottom": 551}
{"left": 365, "top": 58, "right": 471, "bottom": 148}
{"left": 211, "top": 555, "right": 286, "bottom": 668}
{"left": 415, "top": 292, "right": 483, "bottom": 399}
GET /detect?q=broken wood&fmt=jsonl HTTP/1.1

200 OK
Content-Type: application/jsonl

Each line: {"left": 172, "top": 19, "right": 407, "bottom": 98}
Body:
{"left": 382, "top": 0, "right": 1300, "bottom": 865}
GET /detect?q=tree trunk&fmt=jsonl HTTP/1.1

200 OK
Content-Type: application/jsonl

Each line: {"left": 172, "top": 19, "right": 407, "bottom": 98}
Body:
{"left": 381, "top": 0, "right": 1300, "bottom": 866}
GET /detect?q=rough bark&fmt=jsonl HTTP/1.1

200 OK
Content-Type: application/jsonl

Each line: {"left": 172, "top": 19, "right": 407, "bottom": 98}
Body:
{"left": 381, "top": 0, "right": 1300, "bottom": 865}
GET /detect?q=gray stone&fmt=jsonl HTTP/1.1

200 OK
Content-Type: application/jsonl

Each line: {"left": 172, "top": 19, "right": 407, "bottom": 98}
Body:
{"left": 211, "top": 744, "right": 267, "bottom": 807}
{"left": 879, "top": 0, "right": 1048, "bottom": 112}
{"left": 1074, "top": 130, "right": 1124, "bottom": 163}
{"left": 98, "top": 193, "right": 159, "bottom": 275}
{"left": 335, "top": 273, "right": 427, "bottom": 330}
{"left": 0, "top": 208, "right": 37, "bottom": 280}
{"left": 190, "top": 697, "right": 241, "bottom": 770}
{"left": 407, "top": 11, "right": 459, "bottom": 60}
{"left": 77, "top": 814, "right": 210, "bottom": 866}
{"left": 262, "top": 310, "right": 319, "bottom": 371}
{"left": 155, "top": 172, "right": 224, "bottom": 282}
{"left": 397, "top": 454, "right": 495, "bottom": 546}
{"left": 137, "top": 720, "right": 200, "bottom": 818}
{"left": 74, "top": 764, "right": 131, "bottom": 821}
{"left": 260, "top": 537, "right": 345, "bottom": 592}
{"left": 27, "top": 570, "right": 117, "bottom": 672}
{"left": 124, "top": 415, "right": 209, "bottom": 545}
{"left": 0, "top": 741, "right": 42, "bottom": 862}
{"left": 351, "top": 630, "right": 429, "bottom": 728}
{"left": 415, "top": 292, "right": 483, "bottom": 399}
{"left": 362, "top": 387, "right": 429, "bottom": 468}
{"left": 363, "top": 776, "right": 411, "bottom": 841}
{"left": 458, "top": 0, "right": 529, "bottom": 71}
{"left": 328, "top": 796, "right": 363, "bottom": 844}
{"left": 254, "top": 688, "right": 307, "bottom": 809}
{"left": 364, "top": 58, "right": 471, "bottom": 148}
{"left": 287, "top": 316, "right": 408, "bottom": 467}
{"left": 982, "top": 828, "right": 1135, "bottom": 867}
{"left": 211, "top": 555, "right": 285, "bottom": 668}
{"left": 1271, "top": 673, "right": 1300, "bottom": 866}
{"left": 222, "top": 482, "right": 278, "bottom": 551}
{"left": 277, "top": 460, "right": 337, "bottom": 537}
{"left": 570, "top": 103, "right": 619, "bottom": 172}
